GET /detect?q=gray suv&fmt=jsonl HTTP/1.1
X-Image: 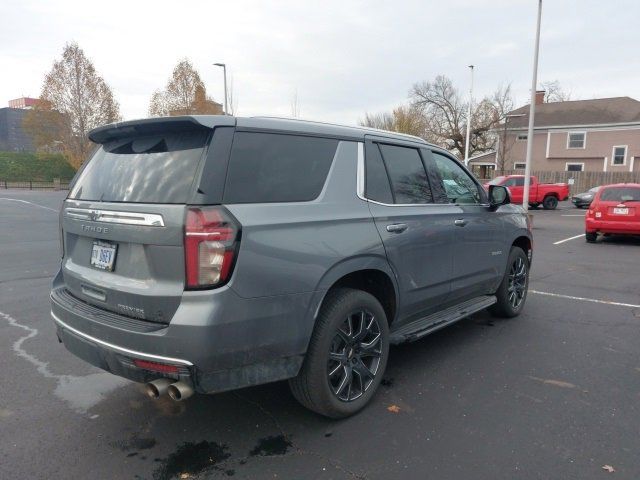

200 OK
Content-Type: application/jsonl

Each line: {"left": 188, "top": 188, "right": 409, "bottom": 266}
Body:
{"left": 51, "top": 115, "right": 532, "bottom": 418}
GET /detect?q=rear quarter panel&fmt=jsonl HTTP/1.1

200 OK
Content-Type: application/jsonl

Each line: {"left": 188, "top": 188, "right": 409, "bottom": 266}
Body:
{"left": 224, "top": 140, "right": 387, "bottom": 297}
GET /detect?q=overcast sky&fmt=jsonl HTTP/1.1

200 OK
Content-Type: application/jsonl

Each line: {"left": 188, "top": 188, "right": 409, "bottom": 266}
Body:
{"left": 1, "top": 0, "right": 639, "bottom": 125}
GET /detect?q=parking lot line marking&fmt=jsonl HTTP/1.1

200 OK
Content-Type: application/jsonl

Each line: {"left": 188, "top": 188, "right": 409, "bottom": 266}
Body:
{"left": 553, "top": 234, "right": 585, "bottom": 245}
{"left": 530, "top": 290, "right": 640, "bottom": 309}
{"left": 0, "top": 197, "right": 58, "bottom": 213}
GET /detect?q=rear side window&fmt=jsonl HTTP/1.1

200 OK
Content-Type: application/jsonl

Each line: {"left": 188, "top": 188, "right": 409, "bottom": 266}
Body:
{"left": 600, "top": 187, "right": 640, "bottom": 202}
{"left": 223, "top": 132, "right": 338, "bottom": 203}
{"left": 378, "top": 144, "right": 433, "bottom": 204}
{"left": 69, "top": 130, "right": 209, "bottom": 203}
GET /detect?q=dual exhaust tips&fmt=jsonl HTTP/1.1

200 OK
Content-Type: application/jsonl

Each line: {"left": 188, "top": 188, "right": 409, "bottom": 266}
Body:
{"left": 145, "top": 379, "right": 194, "bottom": 401}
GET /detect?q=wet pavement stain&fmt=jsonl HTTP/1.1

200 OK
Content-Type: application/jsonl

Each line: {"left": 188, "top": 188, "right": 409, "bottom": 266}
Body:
{"left": 111, "top": 436, "right": 157, "bottom": 452}
{"left": 381, "top": 377, "right": 394, "bottom": 387}
{"left": 153, "top": 441, "right": 230, "bottom": 480}
{"left": 249, "top": 435, "right": 292, "bottom": 457}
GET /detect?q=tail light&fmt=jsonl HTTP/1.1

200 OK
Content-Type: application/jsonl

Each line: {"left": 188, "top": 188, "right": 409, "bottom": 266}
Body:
{"left": 133, "top": 359, "right": 179, "bottom": 374}
{"left": 184, "top": 206, "right": 240, "bottom": 289}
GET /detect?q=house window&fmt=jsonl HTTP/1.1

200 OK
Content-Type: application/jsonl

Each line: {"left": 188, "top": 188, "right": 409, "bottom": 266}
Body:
{"left": 514, "top": 163, "right": 526, "bottom": 169}
{"left": 566, "top": 163, "right": 584, "bottom": 172}
{"left": 567, "top": 132, "right": 586, "bottom": 149}
{"left": 612, "top": 146, "right": 627, "bottom": 165}
{"left": 516, "top": 134, "right": 528, "bottom": 141}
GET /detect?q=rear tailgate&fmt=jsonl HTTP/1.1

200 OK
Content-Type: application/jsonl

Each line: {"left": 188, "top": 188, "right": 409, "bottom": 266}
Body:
{"left": 59, "top": 124, "right": 218, "bottom": 324}
{"left": 61, "top": 201, "right": 186, "bottom": 323}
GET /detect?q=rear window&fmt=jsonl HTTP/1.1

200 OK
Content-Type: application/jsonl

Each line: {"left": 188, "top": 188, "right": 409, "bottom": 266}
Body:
{"left": 488, "top": 176, "right": 506, "bottom": 185}
{"left": 223, "top": 132, "right": 338, "bottom": 203}
{"left": 69, "top": 130, "right": 209, "bottom": 203}
{"left": 600, "top": 187, "right": 640, "bottom": 202}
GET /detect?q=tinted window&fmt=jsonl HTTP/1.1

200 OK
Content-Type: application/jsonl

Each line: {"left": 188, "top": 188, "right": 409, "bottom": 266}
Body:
{"left": 69, "top": 130, "right": 208, "bottom": 203}
{"left": 379, "top": 144, "right": 432, "bottom": 204}
{"left": 365, "top": 142, "right": 393, "bottom": 203}
{"left": 224, "top": 132, "right": 338, "bottom": 203}
{"left": 600, "top": 187, "right": 640, "bottom": 202}
{"left": 431, "top": 152, "right": 482, "bottom": 204}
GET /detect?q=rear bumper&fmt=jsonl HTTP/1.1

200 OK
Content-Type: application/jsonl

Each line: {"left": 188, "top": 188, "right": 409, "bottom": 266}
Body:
{"left": 51, "top": 272, "right": 318, "bottom": 393}
{"left": 585, "top": 218, "right": 640, "bottom": 235}
{"left": 572, "top": 198, "right": 591, "bottom": 207}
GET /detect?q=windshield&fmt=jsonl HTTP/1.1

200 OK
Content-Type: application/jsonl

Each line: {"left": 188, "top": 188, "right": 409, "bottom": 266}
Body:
{"left": 599, "top": 186, "right": 640, "bottom": 202}
{"left": 588, "top": 186, "right": 600, "bottom": 193}
{"left": 69, "top": 130, "right": 209, "bottom": 203}
{"left": 488, "top": 176, "right": 506, "bottom": 185}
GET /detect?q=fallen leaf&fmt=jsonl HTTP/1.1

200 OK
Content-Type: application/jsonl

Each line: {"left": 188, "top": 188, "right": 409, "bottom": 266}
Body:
{"left": 602, "top": 465, "right": 615, "bottom": 473}
{"left": 180, "top": 474, "right": 191, "bottom": 479}
{"left": 387, "top": 404, "right": 401, "bottom": 413}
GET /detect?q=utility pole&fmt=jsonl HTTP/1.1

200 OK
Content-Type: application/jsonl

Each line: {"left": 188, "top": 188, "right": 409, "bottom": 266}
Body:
{"left": 213, "top": 63, "right": 228, "bottom": 115}
{"left": 464, "top": 64, "right": 474, "bottom": 166}
{"left": 522, "top": 0, "right": 543, "bottom": 210}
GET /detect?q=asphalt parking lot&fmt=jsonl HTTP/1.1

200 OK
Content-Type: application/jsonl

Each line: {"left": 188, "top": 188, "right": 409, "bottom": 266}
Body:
{"left": 1, "top": 191, "right": 639, "bottom": 480}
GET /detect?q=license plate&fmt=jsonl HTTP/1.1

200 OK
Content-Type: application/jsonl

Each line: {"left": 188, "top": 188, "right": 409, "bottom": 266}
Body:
{"left": 90, "top": 240, "right": 117, "bottom": 271}
{"left": 613, "top": 207, "right": 629, "bottom": 215}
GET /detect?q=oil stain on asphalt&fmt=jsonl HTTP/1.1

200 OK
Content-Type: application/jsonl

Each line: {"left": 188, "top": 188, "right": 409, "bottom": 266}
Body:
{"left": 153, "top": 441, "right": 230, "bottom": 480}
{"left": 249, "top": 435, "right": 293, "bottom": 457}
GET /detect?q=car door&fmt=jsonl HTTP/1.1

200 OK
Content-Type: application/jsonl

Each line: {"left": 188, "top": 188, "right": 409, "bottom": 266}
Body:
{"left": 363, "top": 137, "right": 458, "bottom": 324}
{"left": 504, "top": 177, "right": 525, "bottom": 204}
{"left": 428, "top": 150, "right": 505, "bottom": 302}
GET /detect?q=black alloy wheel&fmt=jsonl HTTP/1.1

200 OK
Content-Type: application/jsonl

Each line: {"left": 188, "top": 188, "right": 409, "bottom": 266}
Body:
{"left": 327, "top": 310, "right": 382, "bottom": 402}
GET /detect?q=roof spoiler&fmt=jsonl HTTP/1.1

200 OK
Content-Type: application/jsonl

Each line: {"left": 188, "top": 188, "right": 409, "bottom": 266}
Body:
{"left": 88, "top": 115, "right": 236, "bottom": 144}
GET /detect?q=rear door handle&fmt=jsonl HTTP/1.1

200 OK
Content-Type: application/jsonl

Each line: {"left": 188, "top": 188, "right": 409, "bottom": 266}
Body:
{"left": 386, "top": 223, "right": 408, "bottom": 233}
{"left": 454, "top": 219, "right": 468, "bottom": 227}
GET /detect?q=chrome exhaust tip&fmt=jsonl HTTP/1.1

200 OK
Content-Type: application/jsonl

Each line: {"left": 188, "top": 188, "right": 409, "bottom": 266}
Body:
{"left": 167, "top": 381, "right": 194, "bottom": 401}
{"left": 145, "top": 378, "right": 173, "bottom": 399}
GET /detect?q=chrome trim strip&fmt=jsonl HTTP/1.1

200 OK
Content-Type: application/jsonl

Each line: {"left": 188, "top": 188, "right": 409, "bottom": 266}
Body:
{"left": 65, "top": 207, "right": 165, "bottom": 227}
{"left": 356, "top": 142, "right": 365, "bottom": 198}
{"left": 51, "top": 311, "right": 193, "bottom": 366}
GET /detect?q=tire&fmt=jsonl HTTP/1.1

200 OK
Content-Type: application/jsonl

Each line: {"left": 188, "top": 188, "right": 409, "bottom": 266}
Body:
{"left": 289, "top": 288, "right": 389, "bottom": 418}
{"left": 542, "top": 195, "right": 558, "bottom": 210}
{"left": 489, "top": 247, "right": 529, "bottom": 318}
{"left": 585, "top": 232, "right": 597, "bottom": 243}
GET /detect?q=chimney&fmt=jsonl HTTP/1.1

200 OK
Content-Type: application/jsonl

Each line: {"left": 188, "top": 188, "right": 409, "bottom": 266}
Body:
{"left": 535, "top": 90, "right": 546, "bottom": 105}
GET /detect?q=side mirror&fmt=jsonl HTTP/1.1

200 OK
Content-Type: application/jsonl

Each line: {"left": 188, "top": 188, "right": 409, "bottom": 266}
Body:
{"left": 489, "top": 185, "right": 510, "bottom": 210}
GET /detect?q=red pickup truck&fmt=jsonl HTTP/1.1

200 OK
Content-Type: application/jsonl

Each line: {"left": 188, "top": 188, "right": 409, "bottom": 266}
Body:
{"left": 486, "top": 175, "right": 570, "bottom": 210}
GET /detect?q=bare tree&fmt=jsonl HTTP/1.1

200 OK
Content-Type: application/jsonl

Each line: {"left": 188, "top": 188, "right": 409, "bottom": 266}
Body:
{"left": 149, "top": 59, "right": 223, "bottom": 116}
{"left": 409, "top": 75, "right": 513, "bottom": 159}
{"left": 24, "top": 42, "right": 120, "bottom": 168}
{"left": 360, "top": 105, "right": 429, "bottom": 139}
{"left": 540, "top": 80, "right": 573, "bottom": 103}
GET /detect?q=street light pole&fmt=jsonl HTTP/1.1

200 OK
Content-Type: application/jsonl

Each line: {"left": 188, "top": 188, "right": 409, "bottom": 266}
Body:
{"left": 522, "top": 0, "right": 543, "bottom": 210}
{"left": 464, "top": 64, "right": 474, "bottom": 166}
{"left": 213, "top": 63, "right": 228, "bottom": 115}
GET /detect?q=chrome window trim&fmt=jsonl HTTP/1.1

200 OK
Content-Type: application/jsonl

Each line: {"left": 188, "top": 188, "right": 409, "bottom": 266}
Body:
{"left": 51, "top": 311, "right": 193, "bottom": 366}
{"left": 356, "top": 141, "right": 489, "bottom": 208}
{"left": 65, "top": 207, "right": 165, "bottom": 227}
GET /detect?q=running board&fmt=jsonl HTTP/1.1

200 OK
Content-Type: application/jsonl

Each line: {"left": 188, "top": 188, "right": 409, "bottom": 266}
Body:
{"left": 390, "top": 295, "right": 497, "bottom": 345}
